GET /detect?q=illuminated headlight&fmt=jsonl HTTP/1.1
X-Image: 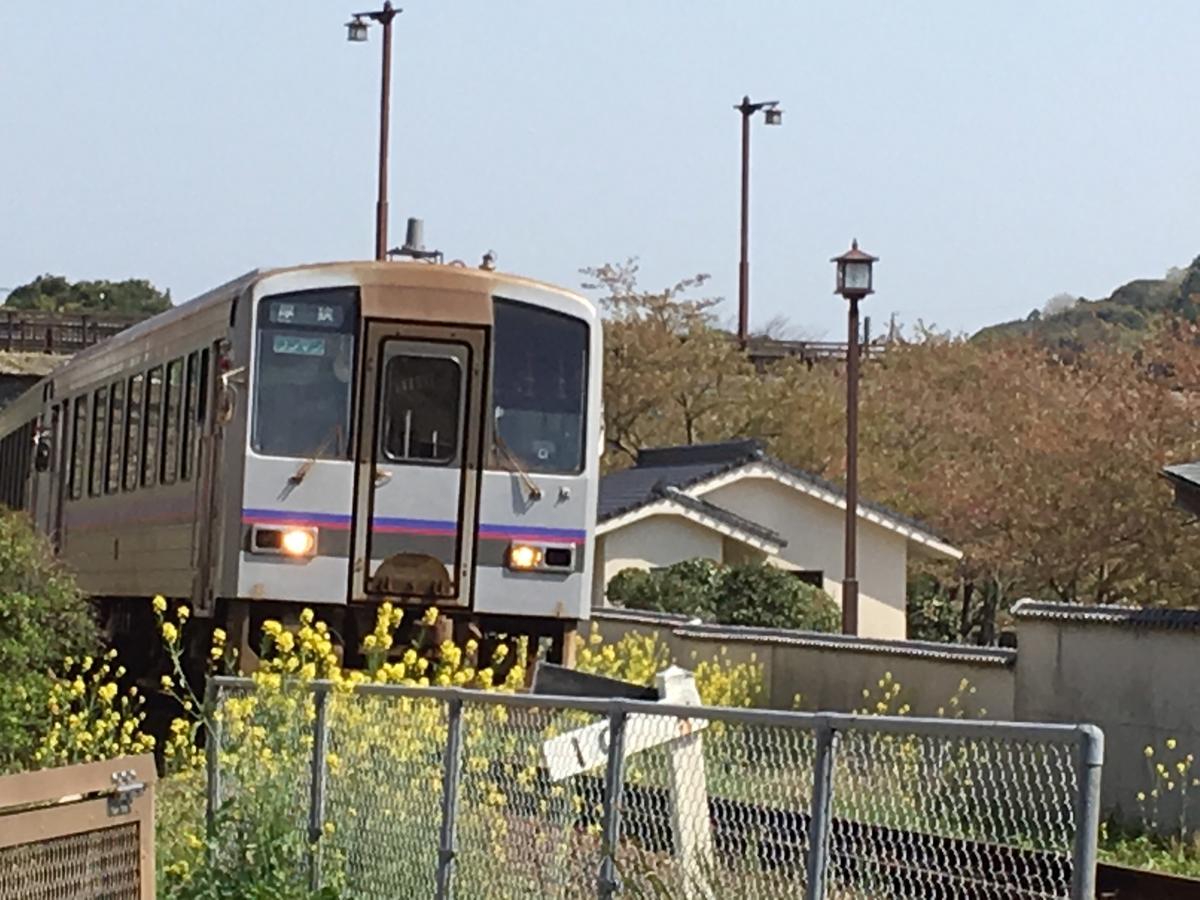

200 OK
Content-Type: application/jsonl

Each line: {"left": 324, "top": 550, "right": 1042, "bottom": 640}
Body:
{"left": 507, "top": 544, "right": 543, "bottom": 570}
{"left": 251, "top": 525, "right": 318, "bottom": 558}
{"left": 506, "top": 543, "right": 574, "bottom": 572}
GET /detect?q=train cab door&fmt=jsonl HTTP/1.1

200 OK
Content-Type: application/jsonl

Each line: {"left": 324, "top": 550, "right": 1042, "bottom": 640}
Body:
{"left": 32, "top": 398, "right": 67, "bottom": 551}
{"left": 350, "top": 322, "right": 486, "bottom": 606}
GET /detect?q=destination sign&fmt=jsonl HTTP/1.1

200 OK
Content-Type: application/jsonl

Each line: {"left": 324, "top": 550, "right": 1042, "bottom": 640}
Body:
{"left": 273, "top": 335, "right": 327, "bottom": 357}
{"left": 268, "top": 301, "right": 345, "bottom": 329}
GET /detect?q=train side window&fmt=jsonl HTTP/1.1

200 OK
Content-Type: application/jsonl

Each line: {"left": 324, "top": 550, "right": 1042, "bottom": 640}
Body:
{"left": 142, "top": 366, "right": 163, "bottom": 488}
{"left": 89, "top": 385, "right": 108, "bottom": 497}
{"left": 162, "top": 358, "right": 184, "bottom": 485}
{"left": 181, "top": 351, "right": 198, "bottom": 481}
{"left": 107, "top": 380, "right": 125, "bottom": 494}
{"left": 69, "top": 395, "right": 89, "bottom": 501}
{"left": 124, "top": 373, "right": 144, "bottom": 491}
{"left": 197, "top": 348, "right": 210, "bottom": 424}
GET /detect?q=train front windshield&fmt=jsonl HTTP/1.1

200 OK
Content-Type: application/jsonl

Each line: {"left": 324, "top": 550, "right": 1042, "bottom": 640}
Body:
{"left": 492, "top": 298, "right": 588, "bottom": 474}
{"left": 252, "top": 289, "right": 357, "bottom": 459}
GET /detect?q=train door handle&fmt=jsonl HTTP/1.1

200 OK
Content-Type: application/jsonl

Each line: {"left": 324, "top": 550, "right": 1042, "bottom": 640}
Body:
{"left": 374, "top": 468, "right": 392, "bottom": 487}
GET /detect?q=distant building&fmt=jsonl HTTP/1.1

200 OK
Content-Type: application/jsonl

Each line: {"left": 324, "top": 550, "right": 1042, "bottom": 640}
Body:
{"left": 594, "top": 440, "right": 962, "bottom": 640}
{"left": 1163, "top": 462, "right": 1200, "bottom": 518}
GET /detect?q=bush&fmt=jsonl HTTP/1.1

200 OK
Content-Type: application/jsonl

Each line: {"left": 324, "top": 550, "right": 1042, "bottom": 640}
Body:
{"left": 0, "top": 511, "right": 98, "bottom": 772}
{"left": 608, "top": 559, "right": 839, "bottom": 632}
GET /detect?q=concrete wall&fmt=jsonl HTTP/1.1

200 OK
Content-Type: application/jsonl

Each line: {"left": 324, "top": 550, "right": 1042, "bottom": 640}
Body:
{"left": 593, "top": 609, "right": 1016, "bottom": 718}
{"left": 701, "top": 477, "right": 910, "bottom": 639}
{"left": 1013, "top": 604, "right": 1200, "bottom": 826}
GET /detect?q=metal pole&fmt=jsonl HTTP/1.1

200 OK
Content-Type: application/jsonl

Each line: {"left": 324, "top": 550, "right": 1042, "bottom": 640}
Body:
{"left": 374, "top": 2, "right": 396, "bottom": 261}
{"left": 307, "top": 687, "right": 331, "bottom": 892}
{"left": 804, "top": 718, "right": 838, "bottom": 900}
{"left": 203, "top": 682, "right": 222, "bottom": 840}
{"left": 842, "top": 297, "right": 860, "bottom": 635}
{"left": 435, "top": 697, "right": 466, "bottom": 900}
{"left": 597, "top": 707, "right": 629, "bottom": 900}
{"left": 737, "top": 97, "right": 751, "bottom": 348}
{"left": 1070, "top": 725, "right": 1104, "bottom": 900}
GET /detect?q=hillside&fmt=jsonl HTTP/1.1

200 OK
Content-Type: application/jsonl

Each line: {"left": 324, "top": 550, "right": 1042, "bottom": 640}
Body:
{"left": 973, "top": 256, "right": 1200, "bottom": 347}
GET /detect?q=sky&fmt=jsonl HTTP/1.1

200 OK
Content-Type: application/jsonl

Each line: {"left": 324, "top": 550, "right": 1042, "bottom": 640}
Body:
{"left": 2, "top": 2, "right": 1198, "bottom": 340}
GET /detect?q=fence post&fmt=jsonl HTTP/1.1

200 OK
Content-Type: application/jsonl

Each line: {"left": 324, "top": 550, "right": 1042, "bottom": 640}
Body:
{"left": 597, "top": 705, "right": 629, "bottom": 900}
{"left": 1070, "top": 725, "right": 1104, "bottom": 900}
{"left": 307, "top": 686, "right": 330, "bottom": 893}
{"left": 204, "top": 681, "right": 222, "bottom": 840}
{"left": 804, "top": 717, "right": 838, "bottom": 900}
{"left": 435, "top": 696, "right": 466, "bottom": 900}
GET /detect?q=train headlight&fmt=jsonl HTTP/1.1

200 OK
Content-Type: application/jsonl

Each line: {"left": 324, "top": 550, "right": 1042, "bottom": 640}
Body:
{"left": 281, "top": 528, "right": 317, "bottom": 557}
{"left": 251, "top": 525, "right": 318, "bottom": 558}
{"left": 507, "top": 544, "right": 543, "bottom": 570}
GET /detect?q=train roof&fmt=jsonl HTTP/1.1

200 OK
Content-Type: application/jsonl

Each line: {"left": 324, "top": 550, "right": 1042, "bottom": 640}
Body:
{"left": 0, "top": 261, "right": 596, "bottom": 430}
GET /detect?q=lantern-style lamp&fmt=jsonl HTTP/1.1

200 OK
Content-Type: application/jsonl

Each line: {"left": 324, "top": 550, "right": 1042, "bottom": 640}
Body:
{"left": 763, "top": 103, "right": 783, "bottom": 126}
{"left": 345, "top": 15, "right": 369, "bottom": 41}
{"left": 832, "top": 239, "right": 877, "bottom": 301}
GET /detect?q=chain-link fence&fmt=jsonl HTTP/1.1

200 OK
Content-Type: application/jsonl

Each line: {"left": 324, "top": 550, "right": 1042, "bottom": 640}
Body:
{"left": 207, "top": 676, "right": 1102, "bottom": 899}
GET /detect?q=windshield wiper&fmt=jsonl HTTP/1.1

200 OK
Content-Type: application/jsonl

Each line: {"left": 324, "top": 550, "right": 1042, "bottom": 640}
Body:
{"left": 494, "top": 431, "right": 542, "bottom": 502}
{"left": 279, "top": 423, "right": 344, "bottom": 500}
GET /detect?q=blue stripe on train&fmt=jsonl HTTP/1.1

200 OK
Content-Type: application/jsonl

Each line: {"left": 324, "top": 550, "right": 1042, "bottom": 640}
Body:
{"left": 242, "top": 509, "right": 587, "bottom": 544}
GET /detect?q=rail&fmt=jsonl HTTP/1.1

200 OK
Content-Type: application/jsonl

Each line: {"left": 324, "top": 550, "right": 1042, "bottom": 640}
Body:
{"left": 0, "top": 309, "right": 145, "bottom": 354}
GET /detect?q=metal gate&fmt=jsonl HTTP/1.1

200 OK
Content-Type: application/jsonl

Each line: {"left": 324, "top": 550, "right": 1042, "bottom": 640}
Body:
{"left": 0, "top": 754, "right": 156, "bottom": 900}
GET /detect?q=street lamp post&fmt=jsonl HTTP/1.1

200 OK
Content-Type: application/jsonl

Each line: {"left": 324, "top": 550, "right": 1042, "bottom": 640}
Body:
{"left": 734, "top": 96, "right": 782, "bottom": 347}
{"left": 832, "top": 239, "right": 877, "bottom": 636}
{"left": 346, "top": 2, "right": 402, "bottom": 261}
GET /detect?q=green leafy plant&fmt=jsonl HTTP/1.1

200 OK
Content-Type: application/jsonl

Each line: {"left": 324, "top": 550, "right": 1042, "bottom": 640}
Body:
{"left": 608, "top": 559, "right": 839, "bottom": 632}
{"left": 0, "top": 511, "right": 98, "bottom": 773}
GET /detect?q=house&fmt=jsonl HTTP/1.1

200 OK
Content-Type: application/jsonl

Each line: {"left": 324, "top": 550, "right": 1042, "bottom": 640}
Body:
{"left": 1163, "top": 462, "right": 1200, "bottom": 518}
{"left": 594, "top": 439, "right": 962, "bottom": 640}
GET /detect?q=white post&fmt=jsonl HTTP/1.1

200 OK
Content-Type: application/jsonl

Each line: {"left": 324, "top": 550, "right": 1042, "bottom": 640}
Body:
{"left": 656, "top": 666, "right": 714, "bottom": 898}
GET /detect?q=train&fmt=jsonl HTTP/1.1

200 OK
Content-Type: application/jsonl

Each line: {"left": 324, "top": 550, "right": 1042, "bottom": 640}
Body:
{"left": 0, "top": 260, "right": 602, "bottom": 666}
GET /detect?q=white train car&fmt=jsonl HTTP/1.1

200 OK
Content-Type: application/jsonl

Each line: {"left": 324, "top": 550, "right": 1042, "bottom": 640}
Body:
{"left": 0, "top": 261, "right": 601, "bottom": 662}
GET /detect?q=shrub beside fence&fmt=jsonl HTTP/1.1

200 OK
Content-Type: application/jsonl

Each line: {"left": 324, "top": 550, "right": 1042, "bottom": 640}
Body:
{"left": 206, "top": 675, "right": 1102, "bottom": 899}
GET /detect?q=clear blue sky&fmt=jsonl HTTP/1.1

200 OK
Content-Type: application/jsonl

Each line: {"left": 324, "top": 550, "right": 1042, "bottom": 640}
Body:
{"left": 2, "top": 2, "right": 1197, "bottom": 338}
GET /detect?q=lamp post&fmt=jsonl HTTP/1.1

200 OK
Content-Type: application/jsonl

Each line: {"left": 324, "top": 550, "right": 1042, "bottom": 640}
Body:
{"left": 832, "top": 239, "right": 877, "bottom": 635}
{"left": 734, "top": 96, "right": 782, "bottom": 347}
{"left": 346, "top": 2, "right": 402, "bottom": 261}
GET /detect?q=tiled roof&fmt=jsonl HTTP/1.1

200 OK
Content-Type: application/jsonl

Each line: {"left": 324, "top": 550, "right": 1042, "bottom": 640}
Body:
{"left": 592, "top": 609, "right": 1016, "bottom": 666}
{"left": 1011, "top": 599, "right": 1200, "bottom": 631}
{"left": 657, "top": 486, "right": 786, "bottom": 547}
{"left": 598, "top": 438, "right": 952, "bottom": 548}
{"left": 1163, "top": 462, "right": 1200, "bottom": 488}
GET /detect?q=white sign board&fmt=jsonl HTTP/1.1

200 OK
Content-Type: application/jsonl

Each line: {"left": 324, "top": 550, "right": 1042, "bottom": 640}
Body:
{"left": 542, "top": 711, "right": 709, "bottom": 782}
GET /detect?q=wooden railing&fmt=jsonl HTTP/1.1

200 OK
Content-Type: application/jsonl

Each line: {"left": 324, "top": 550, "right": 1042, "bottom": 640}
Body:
{"left": 0, "top": 310, "right": 146, "bottom": 354}
{"left": 743, "top": 336, "right": 890, "bottom": 366}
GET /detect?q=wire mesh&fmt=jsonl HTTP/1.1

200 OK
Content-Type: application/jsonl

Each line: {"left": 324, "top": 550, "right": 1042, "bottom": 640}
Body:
{"left": 210, "top": 680, "right": 314, "bottom": 884}
{"left": 828, "top": 730, "right": 1077, "bottom": 899}
{"left": 321, "top": 690, "right": 448, "bottom": 898}
{"left": 452, "top": 698, "right": 608, "bottom": 898}
{"left": 613, "top": 712, "right": 818, "bottom": 899}
{"left": 208, "top": 679, "right": 1096, "bottom": 900}
{"left": 0, "top": 823, "right": 141, "bottom": 900}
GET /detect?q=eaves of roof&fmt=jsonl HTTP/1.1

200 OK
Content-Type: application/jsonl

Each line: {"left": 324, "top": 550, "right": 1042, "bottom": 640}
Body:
{"left": 1012, "top": 598, "right": 1200, "bottom": 631}
{"left": 592, "top": 609, "right": 1016, "bottom": 666}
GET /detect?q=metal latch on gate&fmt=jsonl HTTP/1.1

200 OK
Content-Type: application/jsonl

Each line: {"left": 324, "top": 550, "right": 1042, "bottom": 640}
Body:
{"left": 107, "top": 768, "right": 145, "bottom": 816}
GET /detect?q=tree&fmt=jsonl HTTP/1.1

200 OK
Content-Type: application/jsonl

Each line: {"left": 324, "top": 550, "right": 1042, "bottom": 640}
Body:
{"left": 595, "top": 257, "right": 1200, "bottom": 642}
{"left": 4, "top": 274, "right": 171, "bottom": 315}
{"left": 583, "top": 260, "right": 766, "bottom": 469}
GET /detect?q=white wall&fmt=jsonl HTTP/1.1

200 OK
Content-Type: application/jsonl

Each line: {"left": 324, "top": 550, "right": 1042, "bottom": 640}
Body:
{"left": 699, "top": 477, "right": 909, "bottom": 640}
{"left": 599, "top": 514, "right": 725, "bottom": 590}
